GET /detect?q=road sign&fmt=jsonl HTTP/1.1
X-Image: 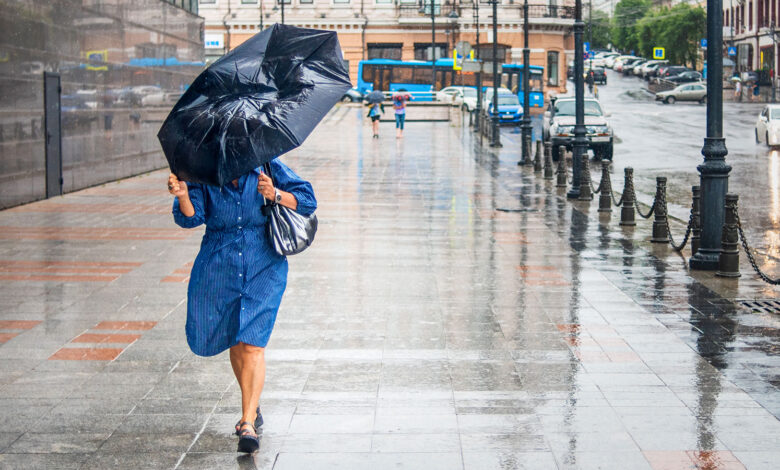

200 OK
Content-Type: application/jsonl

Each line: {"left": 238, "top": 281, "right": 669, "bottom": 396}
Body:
{"left": 700, "top": 38, "right": 707, "bottom": 48}
{"left": 462, "top": 59, "right": 482, "bottom": 73}
{"left": 652, "top": 47, "right": 665, "bottom": 60}
{"left": 453, "top": 49, "right": 475, "bottom": 70}
{"left": 584, "top": 42, "right": 590, "bottom": 54}
{"left": 728, "top": 46, "right": 737, "bottom": 56}
{"left": 456, "top": 41, "right": 472, "bottom": 57}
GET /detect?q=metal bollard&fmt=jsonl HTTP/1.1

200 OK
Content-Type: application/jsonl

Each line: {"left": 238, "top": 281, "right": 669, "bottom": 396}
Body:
{"left": 716, "top": 194, "right": 741, "bottom": 278}
{"left": 534, "top": 140, "right": 543, "bottom": 172}
{"left": 650, "top": 177, "right": 669, "bottom": 243}
{"left": 691, "top": 185, "right": 701, "bottom": 256}
{"left": 556, "top": 146, "right": 567, "bottom": 188}
{"left": 598, "top": 161, "right": 612, "bottom": 213}
{"left": 578, "top": 153, "right": 592, "bottom": 201}
{"left": 620, "top": 167, "right": 636, "bottom": 226}
{"left": 543, "top": 142, "right": 554, "bottom": 180}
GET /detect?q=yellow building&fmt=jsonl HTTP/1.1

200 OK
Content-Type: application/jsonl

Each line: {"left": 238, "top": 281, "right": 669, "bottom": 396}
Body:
{"left": 199, "top": 0, "right": 575, "bottom": 97}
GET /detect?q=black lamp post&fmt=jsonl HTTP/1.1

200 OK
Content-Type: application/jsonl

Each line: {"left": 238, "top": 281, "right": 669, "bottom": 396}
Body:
{"left": 490, "top": 0, "right": 501, "bottom": 148}
{"left": 420, "top": 0, "right": 437, "bottom": 90}
{"left": 519, "top": 0, "right": 531, "bottom": 163}
{"left": 567, "top": 0, "right": 586, "bottom": 198}
{"left": 690, "top": 0, "right": 730, "bottom": 270}
{"left": 474, "top": 0, "right": 482, "bottom": 134}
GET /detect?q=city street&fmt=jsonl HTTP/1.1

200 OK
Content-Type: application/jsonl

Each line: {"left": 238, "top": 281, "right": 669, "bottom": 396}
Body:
{"left": 565, "top": 70, "right": 779, "bottom": 273}
{"left": 0, "top": 106, "right": 779, "bottom": 469}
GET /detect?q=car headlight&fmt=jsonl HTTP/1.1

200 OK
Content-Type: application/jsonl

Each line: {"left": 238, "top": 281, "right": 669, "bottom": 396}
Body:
{"left": 588, "top": 125, "right": 611, "bottom": 135}
{"left": 557, "top": 126, "right": 574, "bottom": 135}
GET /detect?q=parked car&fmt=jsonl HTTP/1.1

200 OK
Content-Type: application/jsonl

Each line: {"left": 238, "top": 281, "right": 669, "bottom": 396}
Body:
{"left": 544, "top": 96, "right": 613, "bottom": 161}
{"left": 342, "top": 87, "right": 364, "bottom": 102}
{"left": 606, "top": 55, "right": 633, "bottom": 69}
{"left": 128, "top": 85, "right": 163, "bottom": 106}
{"left": 484, "top": 92, "right": 523, "bottom": 124}
{"left": 141, "top": 90, "right": 182, "bottom": 106}
{"left": 457, "top": 87, "right": 479, "bottom": 112}
{"left": 666, "top": 71, "right": 703, "bottom": 84}
{"left": 613, "top": 56, "right": 638, "bottom": 72}
{"left": 621, "top": 58, "right": 645, "bottom": 75}
{"left": 641, "top": 60, "right": 668, "bottom": 79}
{"left": 655, "top": 83, "right": 707, "bottom": 104}
{"left": 656, "top": 66, "right": 689, "bottom": 81}
{"left": 631, "top": 60, "right": 649, "bottom": 76}
{"left": 755, "top": 105, "right": 780, "bottom": 146}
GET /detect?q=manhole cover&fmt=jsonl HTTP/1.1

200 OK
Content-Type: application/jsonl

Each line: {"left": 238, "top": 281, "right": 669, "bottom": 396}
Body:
{"left": 737, "top": 299, "right": 780, "bottom": 314}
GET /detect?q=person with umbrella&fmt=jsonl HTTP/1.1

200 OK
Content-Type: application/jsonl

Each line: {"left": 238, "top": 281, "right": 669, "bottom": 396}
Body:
{"left": 159, "top": 25, "right": 351, "bottom": 453}
{"left": 392, "top": 90, "right": 412, "bottom": 139}
{"left": 365, "top": 90, "right": 385, "bottom": 138}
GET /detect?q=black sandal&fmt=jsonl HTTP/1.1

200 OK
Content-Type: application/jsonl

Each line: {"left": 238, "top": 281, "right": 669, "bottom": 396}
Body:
{"left": 234, "top": 407, "right": 263, "bottom": 436}
{"left": 237, "top": 421, "right": 259, "bottom": 453}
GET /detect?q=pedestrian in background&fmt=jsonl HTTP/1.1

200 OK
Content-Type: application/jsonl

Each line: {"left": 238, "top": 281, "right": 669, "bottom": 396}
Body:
{"left": 167, "top": 163, "right": 317, "bottom": 454}
{"left": 393, "top": 90, "right": 412, "bottom": 139}
{"left": 367, "top": 101, "right": 384, "bottom": 139}
{"left": 752, "top": 81, "right": 760, "bottom": 102}
{"left": 734, "top": 80, "right": 742, "bottom": 101}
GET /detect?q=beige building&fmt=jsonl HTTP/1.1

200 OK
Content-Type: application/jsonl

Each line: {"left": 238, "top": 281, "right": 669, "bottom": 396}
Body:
{"left": 199, "top": 0, "right": 575, "bottom": 96}
{"left": 724, "top": 0, "right": 779, "bottom": 83}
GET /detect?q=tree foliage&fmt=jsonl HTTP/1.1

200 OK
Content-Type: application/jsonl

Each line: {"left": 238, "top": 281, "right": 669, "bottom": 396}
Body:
{"left": 588, "top": 10, "right": 611, "bottom": 49}
{"left": 610, "top": 1, "right": 706, "bottom": 68}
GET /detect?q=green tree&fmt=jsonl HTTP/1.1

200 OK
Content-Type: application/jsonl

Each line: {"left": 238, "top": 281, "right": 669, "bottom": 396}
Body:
{"left": 611, "top": 0, "right": 651, "bottom": 53}
{"left": 658, "top": 4, "right": 706, "bottom": 67}
{"left": 588, "top": 10, "right": 612, "bottom": 49}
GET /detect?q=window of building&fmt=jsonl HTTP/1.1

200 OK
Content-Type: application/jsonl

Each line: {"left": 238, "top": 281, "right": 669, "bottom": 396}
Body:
{"left": 414, "top": 43, "right": 448, "bottom": 61}
{"left": 200, "top": 0, "right": 216, "bottom": 4}
{"left": 333, "top": 0, "right": 350, "bottom": 4}
{"left": 367, "top": 43, "right": 403, "bottom": 60}
{"left": 749, "top": 1, "right": 753, "bottom": 30}
{"left": 376, "top": 0, "right": 393, "bottom": 4}
{"left": 547, "top": 51, "right": 559, "bottom": 86}
{"left": 477, "top": 44, "right": 508, "bottom": 62}
{"left": 241, "top": 0, "right": 257, "bottom": 3}
{"left": 300, "top": 0, "right": 313, "bottom": 4}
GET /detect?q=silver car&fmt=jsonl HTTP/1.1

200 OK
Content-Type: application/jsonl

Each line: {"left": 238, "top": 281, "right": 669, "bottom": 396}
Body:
{"left": 655, "top": 83, "right": 707, "bottom": 104}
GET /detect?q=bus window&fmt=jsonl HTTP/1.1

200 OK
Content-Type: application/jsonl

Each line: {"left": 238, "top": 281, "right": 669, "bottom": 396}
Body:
{"left": 362, "top": 64, "right": 376, "bottom": 82}
{"left": 530, "top": 72, "right": 543, "bottom": 92}
{"left": 395, "top": 65, "right": 414, "bottom": 84}
{"left": 413, "top": 67, "right": 431, "bottom": 84}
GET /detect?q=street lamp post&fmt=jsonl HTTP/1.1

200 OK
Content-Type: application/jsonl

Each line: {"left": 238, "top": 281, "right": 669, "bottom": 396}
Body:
{"left": 474, "top": 0, "right": 482, "bottom": 134}
{"left": 490, "top": 0, "right": 501, "bottom": 147}
{"left": 519, "top": 0, "right": 531, "bottom": 163}
{"left": 431, "top": 0, "right": 437, "bottom": 91}
{"left": 690, "top": 0, "right": 730, "bottom": 269}
{"left": 281, "top": 0, "right": 285, "bottom": 25}
{"left": 567, "top": 0, "right": 586, "bottom": 198}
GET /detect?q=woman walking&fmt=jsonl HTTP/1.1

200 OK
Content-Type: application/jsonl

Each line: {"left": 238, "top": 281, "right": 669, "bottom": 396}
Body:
{"left": 167, "top": 162, "right": 316, "bottom": 453}
{"left": 393, "top": 91, "right": 412, "bottom": 139}
{"left": 367, "top": 101, "right": 384, "bottom": 138}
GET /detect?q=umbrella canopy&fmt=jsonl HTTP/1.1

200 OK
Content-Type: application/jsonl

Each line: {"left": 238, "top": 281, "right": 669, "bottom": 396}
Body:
{"left": 366, "top": 90, "right": 385, "bottom": 104}
{"left": 158, "top": 24, "right": 352, "bottom": 187}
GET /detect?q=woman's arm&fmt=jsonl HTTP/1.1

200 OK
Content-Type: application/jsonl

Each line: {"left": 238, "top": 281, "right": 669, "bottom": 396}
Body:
{"left": 169, "top": 174, "right": 205, "bottom": 228}
{"left": 257, "top": 172, "right": 297, "bottom": 211}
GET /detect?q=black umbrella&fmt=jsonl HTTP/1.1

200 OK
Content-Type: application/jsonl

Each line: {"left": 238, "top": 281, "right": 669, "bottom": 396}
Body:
{"left": 158, "top": 24, "right": 352, "bottom": 187}
{"left": 366, "top": 90, "right": 385, "bottom": 104}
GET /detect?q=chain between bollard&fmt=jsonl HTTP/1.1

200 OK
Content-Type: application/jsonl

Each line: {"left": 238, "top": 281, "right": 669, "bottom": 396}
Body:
{"left": 731, "top": 202, "right": 780, "bottom": 285}
{"left": 663, "top": 185, "right": 693, "bottom": 251}
{"left": 633, "top": 184, "right": 655, "bottom": 219}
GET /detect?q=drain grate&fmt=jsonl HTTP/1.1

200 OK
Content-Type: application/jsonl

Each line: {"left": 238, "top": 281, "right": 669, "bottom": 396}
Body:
{"left": 737, "top": 299, "right": 780, "bottom": 314}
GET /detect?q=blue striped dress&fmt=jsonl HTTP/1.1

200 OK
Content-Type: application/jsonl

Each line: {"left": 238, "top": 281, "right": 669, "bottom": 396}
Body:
{"left": 172, "top": 160, "right": 316, "bottom": 356}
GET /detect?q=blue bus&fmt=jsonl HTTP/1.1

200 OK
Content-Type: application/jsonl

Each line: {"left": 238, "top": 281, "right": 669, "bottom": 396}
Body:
{"left": 357, "top": 58, "right": 545, "bottom": 107}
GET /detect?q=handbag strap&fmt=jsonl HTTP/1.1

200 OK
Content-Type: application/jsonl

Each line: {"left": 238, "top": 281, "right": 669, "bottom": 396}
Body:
{"left": 261, "top": 162, "right": 275, "bottom": 214}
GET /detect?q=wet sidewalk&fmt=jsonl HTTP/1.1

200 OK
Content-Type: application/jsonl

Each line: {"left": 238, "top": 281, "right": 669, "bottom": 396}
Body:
{"left": 0, "top": 106, "right": 779, "bottom": 469}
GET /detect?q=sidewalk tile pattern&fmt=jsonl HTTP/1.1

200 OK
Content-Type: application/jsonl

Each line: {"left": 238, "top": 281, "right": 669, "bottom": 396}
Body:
{"left": 0, "top": 109, "right": 778, "bottom": 469}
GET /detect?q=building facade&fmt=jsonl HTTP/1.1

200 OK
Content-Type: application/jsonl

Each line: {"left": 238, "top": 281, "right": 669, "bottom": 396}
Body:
{"left": 198, "top": 0, "right": 575, "bottom": 95}
{"left": 724, "top": 0, "right": 780, "bottom": 83}
{"left": 0, "top": 0, "right": 204, "bottom": 209}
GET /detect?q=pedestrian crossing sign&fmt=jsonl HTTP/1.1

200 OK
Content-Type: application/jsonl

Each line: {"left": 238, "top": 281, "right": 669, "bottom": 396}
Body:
{"left": 653, "top": 47, "right": 665, "bottom": 60}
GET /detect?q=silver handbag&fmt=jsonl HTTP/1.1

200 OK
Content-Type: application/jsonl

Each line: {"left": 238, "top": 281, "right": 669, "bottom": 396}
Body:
{"left": 262, "top": 163, "right": 317, "bottom": 256}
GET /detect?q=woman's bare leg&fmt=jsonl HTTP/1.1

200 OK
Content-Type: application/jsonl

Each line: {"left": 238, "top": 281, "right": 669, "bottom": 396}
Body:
{"left": 234, "top": 342, "right": 266, "bottom": 432}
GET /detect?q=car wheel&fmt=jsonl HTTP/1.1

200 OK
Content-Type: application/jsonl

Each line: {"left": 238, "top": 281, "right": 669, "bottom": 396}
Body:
{"left": 767, "top": 132, "right": 771, "bottom": 147}
{"left": 699, "top": 96, "right": 707, "bottom": 104}
{"left": 551, "top": 145, "right": 560, "bottom": 162}
{"left": 341, "top": 95, "right": 353, "bottom": 103}
{"left": 756, "top": 129, "right": 760, "bottom": 143}
{"left": 665, "top": 96, "right": 676, "bottom": 104}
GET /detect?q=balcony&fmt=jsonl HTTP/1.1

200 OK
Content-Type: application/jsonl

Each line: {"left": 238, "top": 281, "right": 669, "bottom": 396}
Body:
{"left": 396, "top": 2, "right": 574, "bottom": 20}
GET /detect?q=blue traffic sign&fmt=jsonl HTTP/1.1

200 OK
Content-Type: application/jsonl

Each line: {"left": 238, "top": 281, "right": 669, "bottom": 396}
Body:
{"left": 584, "top": 42, "right": 590, "bottom": 54}
{"left": 728, "top": 46, "right": 737, "bottom": 56}
{"left": 700, "top": 38, "right": 707, "bottom": 48}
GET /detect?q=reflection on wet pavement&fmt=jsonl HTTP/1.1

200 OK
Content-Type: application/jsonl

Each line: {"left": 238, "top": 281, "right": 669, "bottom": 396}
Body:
{"left": 0, "top": 105, "right": 777, "bottom": 469}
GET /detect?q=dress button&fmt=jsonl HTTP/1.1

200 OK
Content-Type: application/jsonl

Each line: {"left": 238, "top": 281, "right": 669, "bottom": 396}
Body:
{"left": 238, "top": 216, "right": 242, "bottom": 220}
{"left": 239, "top": 273, "right": 243, "bottom": 277}
{"left": 239, "top": 252, "right": 242, "bottom": 256}
{"left": 238, "top": 226, "right": 242, "bottom": 230}
{"left": 237, "top": 202, "right": 241, "bottom": 205}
